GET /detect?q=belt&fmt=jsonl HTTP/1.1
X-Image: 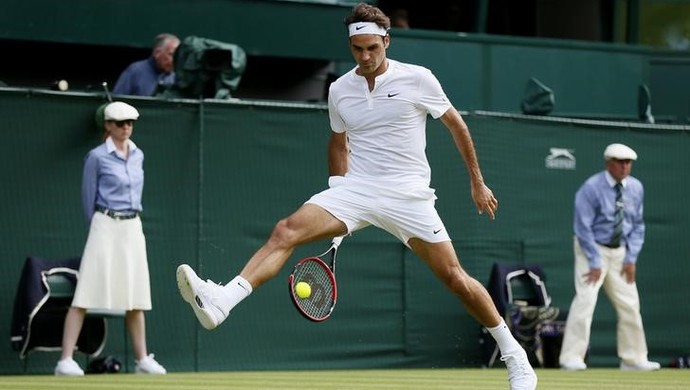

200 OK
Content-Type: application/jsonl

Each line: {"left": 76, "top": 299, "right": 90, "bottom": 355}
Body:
{"left": 95, "top": 206, "right": 139, "bottom": 220}
{"left": 598, "top": 242, "right": 621, "bottom": 249}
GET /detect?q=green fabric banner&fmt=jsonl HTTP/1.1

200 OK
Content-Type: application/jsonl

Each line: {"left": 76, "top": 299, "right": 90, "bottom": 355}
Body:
{"left": 2, "top": 90, "right": 688, "bottom": 373}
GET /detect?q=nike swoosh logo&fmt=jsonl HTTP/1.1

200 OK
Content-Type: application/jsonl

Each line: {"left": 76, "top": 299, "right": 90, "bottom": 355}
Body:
{"left": 387, "top": 93, "right": 399, "bottom": 98}
{"left": 433, "top": 229, "right": 442, "bottom": 234}
{"left": 356, "top": 25, "right": 366, "bottom": 30}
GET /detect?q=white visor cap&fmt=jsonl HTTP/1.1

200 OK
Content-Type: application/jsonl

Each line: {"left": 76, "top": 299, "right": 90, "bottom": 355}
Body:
{"left": 604, "top": 143, "right": 637, "bottom": 161}
{"left": 104, "top": 101, "right": 140, "bottom": 121}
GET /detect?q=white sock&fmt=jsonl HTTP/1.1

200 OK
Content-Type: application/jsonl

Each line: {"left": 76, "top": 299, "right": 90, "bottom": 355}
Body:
{"left": 486, "top": 319, "right": 522, "bottom": 355}
{"left": 220, "top": 275, "right": 253, "bottom": 312}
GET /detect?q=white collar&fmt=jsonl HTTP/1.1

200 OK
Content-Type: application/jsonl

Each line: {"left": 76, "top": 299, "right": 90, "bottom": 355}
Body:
{"left": 604, "top": 171, "right": 627, "bottom": 188}
{"left": 105, "top": 136, "right": 137, "bottom": 155}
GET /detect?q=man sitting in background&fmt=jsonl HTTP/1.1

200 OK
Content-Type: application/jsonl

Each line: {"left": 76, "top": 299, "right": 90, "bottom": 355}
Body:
{"left": 113, "top": 33, "right": 180, "bottom": 96}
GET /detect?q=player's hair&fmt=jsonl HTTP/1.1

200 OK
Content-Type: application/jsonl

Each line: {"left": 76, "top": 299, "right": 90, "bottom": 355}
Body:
{"left": 344, "top": 3, "right": 391, "bottom": 31}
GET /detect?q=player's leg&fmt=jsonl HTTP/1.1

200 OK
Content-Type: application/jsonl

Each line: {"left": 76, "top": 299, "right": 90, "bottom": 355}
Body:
{"left": 409, "top": 239, "right": 508, "bottom": 332}
{"left": 378, "top": 196, "right": 505, "bottom": 327}
{"left": 376, "top": 194, "right": 530, "bottom": 362}
{"left": 409, "top": 239, "right": 502, "bottom": 325}
{"left": 177, "top": 203, "right": 346, "bottom": 329}
{"left": 239, "top": 203, "right": 347, "bottom": 288}
{"left": 409, "top": 238, "right": 537, "bottom": 390}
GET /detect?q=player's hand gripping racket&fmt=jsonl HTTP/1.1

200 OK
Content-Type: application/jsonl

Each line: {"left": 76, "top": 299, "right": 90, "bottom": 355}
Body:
{"left": 288, "top": 236, "right": 344, "bottom": 322}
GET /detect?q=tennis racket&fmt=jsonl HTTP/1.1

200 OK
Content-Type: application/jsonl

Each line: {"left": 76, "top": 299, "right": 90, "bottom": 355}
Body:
{"left": 288, "top": 236, "right": 344, "bottom": 322}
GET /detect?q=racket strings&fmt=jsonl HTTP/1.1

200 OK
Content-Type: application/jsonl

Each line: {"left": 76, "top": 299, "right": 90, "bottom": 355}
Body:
{"left": 293, "top": 260, "right": 335, "bottom": 318}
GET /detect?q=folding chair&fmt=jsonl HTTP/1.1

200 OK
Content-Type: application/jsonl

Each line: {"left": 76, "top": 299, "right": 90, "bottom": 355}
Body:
{"left": 481, "top": 262, "right": 561, "bottom": 368}
{"left": 10, "top": 256, "right": 127, "bottom": 372}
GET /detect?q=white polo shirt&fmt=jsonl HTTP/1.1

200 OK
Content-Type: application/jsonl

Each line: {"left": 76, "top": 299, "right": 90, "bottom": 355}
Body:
{"left": 327, "top": 59, "right": 452, "bottom": 188}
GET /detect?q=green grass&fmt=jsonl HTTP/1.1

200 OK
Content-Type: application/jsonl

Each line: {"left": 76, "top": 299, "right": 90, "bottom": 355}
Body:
{"left": 1, "top": 368, "right": 689, "bottom": 390}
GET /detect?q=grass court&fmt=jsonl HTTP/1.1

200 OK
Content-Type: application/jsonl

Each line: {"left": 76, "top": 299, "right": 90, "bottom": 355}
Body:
{"left": 1, "top": 368, "right": 688, "bottom": 389}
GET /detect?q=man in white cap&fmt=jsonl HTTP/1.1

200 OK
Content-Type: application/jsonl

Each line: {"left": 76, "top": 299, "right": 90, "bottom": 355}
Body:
{"left": 560, "top": 143, "right": 660, "bottom": 371}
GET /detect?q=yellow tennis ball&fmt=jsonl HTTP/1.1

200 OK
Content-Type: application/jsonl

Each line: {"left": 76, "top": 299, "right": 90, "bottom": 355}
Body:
{"left": 295, "top": 282, "right": 311, "bottom": 299}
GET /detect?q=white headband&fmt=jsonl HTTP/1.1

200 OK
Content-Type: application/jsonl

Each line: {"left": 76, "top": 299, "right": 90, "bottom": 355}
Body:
{"left": 348, "top": 22, "right": 388, "bottom": 37}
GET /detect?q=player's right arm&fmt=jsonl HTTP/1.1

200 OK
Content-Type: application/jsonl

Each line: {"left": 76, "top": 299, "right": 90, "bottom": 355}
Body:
{"left": 328, "top": 131, "right": 348, "bottom": 177}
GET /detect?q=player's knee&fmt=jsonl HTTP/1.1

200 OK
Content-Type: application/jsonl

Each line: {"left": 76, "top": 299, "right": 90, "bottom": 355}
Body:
{"left": 269, "top": 219, "right": 299, "bottom": 248}
{"left": 445, "top": 270, "right": 476, "bottom": 297}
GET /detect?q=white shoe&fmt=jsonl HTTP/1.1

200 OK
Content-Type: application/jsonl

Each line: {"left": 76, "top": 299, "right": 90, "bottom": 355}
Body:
{"left": 176, "top": 264, "right": 230, "bottom": 330}
{"left": 135, "top": 353, "right": 167, "bottom": 374}
{"left": 501, "top": 349, "right": 538, "bottom": 390}
{"left": 620, "top": 360, "right": 661, "bottom": 371}
{"left": 560, "top": 360, "right": 587, "bottom": 371}
{"left": 55, "top": 357, "right": 84, "bottom": 376}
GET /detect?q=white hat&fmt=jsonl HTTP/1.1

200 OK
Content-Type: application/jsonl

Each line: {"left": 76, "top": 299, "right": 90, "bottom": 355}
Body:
{"left": 104, "top": 101, "right": 139, "bottom": 121}
{"left": 604, "top": 143, "right": 637, "bottom": 161}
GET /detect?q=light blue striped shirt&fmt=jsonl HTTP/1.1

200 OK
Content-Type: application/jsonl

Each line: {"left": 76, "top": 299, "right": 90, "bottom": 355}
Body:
{"left": 574, "top": 171, "right": 645, "bottom": 268}
{"left": 81, "top": 137, "right": 144, "bottom": 223}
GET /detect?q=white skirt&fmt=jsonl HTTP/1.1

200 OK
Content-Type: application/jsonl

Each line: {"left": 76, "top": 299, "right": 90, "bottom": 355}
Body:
{"left": 72, "top": 212, "right": 152, "bottom": 310}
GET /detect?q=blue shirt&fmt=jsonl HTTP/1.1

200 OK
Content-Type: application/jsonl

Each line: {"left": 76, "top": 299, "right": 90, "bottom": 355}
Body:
{"left": 112, "top": 56, "right": 175, "bottom": 96}
{"left": 574, "top": 171, "right": 645, "bottom": 268}
{"left": 81, "top": 137, "right": 144, "bottom": 223}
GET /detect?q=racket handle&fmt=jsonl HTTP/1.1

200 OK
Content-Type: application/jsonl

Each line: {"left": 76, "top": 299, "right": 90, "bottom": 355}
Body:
{"left": 331, "top": 236, "right": 344, "bottom": 248}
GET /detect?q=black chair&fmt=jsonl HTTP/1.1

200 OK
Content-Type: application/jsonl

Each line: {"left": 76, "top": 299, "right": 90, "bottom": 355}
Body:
{"left": 10, "top": 256, "right": 126, "bottom": 371}
{"left": 480, "top": 262, "right": 562, "bottom": 368}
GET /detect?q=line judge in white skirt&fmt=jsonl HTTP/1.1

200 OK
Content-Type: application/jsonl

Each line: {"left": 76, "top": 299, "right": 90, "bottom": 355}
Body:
{"left": 55, "top": 102, "right": 166, "bottom": 376}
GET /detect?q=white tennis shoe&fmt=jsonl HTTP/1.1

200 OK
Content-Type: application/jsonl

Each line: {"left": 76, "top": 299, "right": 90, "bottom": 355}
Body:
{"left": 135, "top": 353, "right": 167, "bottom": 374}
{"left": 54, "top": 357, "right": 84, "bottom": 376}
{"left": 620, "top": 360, "right": 661, "bottom": 371}
{"left": 560, "top": 360, "right": 587, "bottom": 371}
{"left": 176, "top": 264, "right": 230, "bottom": 330}
{"left": 501, "top": 349, "right": 538, "bottom": 390}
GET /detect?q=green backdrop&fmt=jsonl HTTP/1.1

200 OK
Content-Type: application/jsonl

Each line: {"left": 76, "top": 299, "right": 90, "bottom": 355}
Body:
{"left": 1, "top": 89, "right": 688, "bottom": 374}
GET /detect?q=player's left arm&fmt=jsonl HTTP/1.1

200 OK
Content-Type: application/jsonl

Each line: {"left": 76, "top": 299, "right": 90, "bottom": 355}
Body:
{"left": 440, "top": 107, "right": 498, "bottom": 219}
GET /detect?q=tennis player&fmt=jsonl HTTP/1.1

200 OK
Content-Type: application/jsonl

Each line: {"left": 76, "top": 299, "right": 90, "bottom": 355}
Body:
{"left": 177, "top": 3, "right": 536, "bottom": 389}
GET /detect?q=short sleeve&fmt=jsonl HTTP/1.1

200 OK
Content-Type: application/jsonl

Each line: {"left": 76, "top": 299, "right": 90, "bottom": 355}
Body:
{"left": 417, "top": 68, "right": 452, "bottom": 119}
{"left": 328, "top": 87, "right": 347, "bottom": 134}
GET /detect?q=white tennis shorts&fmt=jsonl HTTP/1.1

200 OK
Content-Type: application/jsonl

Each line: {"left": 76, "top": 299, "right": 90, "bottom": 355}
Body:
{"left": 306, "top": 176, "right": 451, "bottom": 246}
